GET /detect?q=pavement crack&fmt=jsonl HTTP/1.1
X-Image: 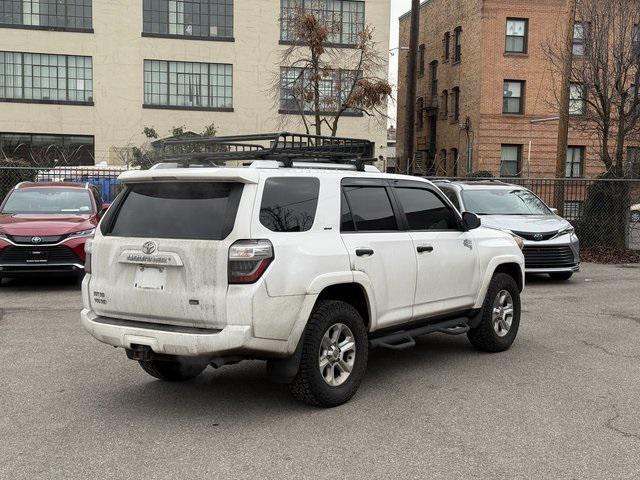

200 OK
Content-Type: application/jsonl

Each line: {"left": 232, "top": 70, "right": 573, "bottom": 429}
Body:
{"left": 581, "top": 340, "right": 640, "bottom": 359}
{"left": 601, "top": 311, "right": 640, "bottom": 326}
{"left": 605, "top": 408, "right": 640, "bottom": 441}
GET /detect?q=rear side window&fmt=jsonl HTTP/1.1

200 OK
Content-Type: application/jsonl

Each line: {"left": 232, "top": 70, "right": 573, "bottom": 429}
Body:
{"left": 108, "top": 182, "right": 243, "bottom": 240}
{"left": 342, "top": 186, "right": 398, "bottom": 232}
{"left": 394, "top": 187, "right": 459, "bottom": 231}
{"left": 260, "top": 177, "right": 319, "bottom": 232}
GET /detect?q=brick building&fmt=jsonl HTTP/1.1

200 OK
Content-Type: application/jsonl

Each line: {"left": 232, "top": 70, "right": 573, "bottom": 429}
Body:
{"left": 396, "top": 0, "right": 640, "bottom": 178}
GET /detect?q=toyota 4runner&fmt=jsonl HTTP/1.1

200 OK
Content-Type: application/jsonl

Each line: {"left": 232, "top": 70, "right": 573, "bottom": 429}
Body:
{"left": 81, "top": 133, "right": 525, "bottom": 407}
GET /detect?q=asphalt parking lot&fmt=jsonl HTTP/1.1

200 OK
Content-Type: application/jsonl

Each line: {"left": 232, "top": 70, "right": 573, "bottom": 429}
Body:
{"left": 1, "top": 264, "right": 639, "bottom": 480}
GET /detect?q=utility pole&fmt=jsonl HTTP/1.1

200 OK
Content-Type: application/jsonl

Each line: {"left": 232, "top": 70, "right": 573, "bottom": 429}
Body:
{"left": 554, "top": 0, "right": 577, "bottom": 210}
{"left": 402, "top": 0, "right": 420, "bottom": 175}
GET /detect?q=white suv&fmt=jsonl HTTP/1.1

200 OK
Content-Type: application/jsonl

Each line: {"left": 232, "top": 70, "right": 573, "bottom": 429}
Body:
{"left": 81, "top": 134, "right": 525, "bottom": 407}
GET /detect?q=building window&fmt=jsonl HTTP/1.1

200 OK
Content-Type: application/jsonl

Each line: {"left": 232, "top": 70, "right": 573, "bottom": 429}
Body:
{"left": 503, "top": 80, "right": 524, "bottom": 114}
{"left": 0, "top": 51, "right": 93, "bottom": 104}
{"left": 441, "top": 90, "right": 448, "bottom": 119}
{"left": 634, "top": 24, "right": 640, "bottom": 52}
{"left": 430, "top": 61, "right": 438, "bottom": 106}
{"left": 0, "top": 0, "right": 92, "bottom": 31}
{"left": 280, "top": 0, "right": 364, "bottom": 47}
{"left": 569, "top": 83, "right": 586, "bottom": 115}
{"left": 443, "top": 32, "right": 450, "bottom": 61}
{"left": 454, "top": 27, "right": 462, "bottom": 62}
{"left": 452, "top": 87, "right": 460, "bottom": 121}
{"left": 566, "top": 146, "right": 584, "bottom": 178}
{"left": 416, "top": 97, "right": 424, "bottom": 129}
{"left": 500, "top": 145, "right": 521, "bottom": 177}
{"left": 0, "top": 132, "right": 94, "bottom": 165}
{"left": 505, "top": 18, "right": 528, "bottom": 53}
{"left": 564, "top": 201, "right": 583, "bottom": 221}
{"left": 143, "top": 60, "right": 232, "bottom": 110}
{"left": 280, "top": 67, "right": 360, "bottom": 114}
{"left": 418, "top": 44, "right": 425, "bottom": 76}
{"left": 142, "top": 0, "right": 233, "bottom": 39}
{"left": 573, "top": 22, "right": 587, "bottom": 56}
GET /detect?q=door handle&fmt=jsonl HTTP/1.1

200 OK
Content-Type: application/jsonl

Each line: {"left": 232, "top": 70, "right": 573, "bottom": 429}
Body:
{"left": 417, "top": 245, "right": 434, "bottom": 253}
{"left": 356, "top": 248, "right": 375, "bottom": 257}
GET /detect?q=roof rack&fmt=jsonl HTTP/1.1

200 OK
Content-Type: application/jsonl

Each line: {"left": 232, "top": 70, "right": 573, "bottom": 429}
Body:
{"left": 152, "top": 132, "right": 376, "bottom": 171}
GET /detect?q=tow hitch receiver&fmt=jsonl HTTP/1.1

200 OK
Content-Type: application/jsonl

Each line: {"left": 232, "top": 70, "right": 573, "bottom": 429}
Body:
{"left": 129, "top": 344, "right": 153, "bottom": 362}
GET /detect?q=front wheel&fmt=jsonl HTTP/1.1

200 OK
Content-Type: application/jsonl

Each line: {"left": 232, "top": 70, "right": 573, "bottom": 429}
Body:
{"left": 289, "top": 300, "right": 368, "bottom": 408}
{"left": 138, "top": 357, "right": 208, "bottom": 382}
{"left": 467, "top": 273, "right": 521, "bottom": 353}
{"left": 549, "top": 272, "right": 573, "bottom": 281}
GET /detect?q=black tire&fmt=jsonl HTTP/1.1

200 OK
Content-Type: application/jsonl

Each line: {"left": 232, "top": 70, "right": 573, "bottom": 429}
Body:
{"left": 467, "top": 273, "right": 521, "bottom": 353}
{"left": 549, "top": 272, "right": 573, "bottom": 281}
{"left": 289, "top": 300, "right": 368, "bottom": 408}
{"left": 138, "top": 357, "right": 208, "bottom": 382}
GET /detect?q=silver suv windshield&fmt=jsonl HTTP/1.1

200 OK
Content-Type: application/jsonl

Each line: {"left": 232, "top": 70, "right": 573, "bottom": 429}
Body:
{"left": 461, "top": 188, "right": 551, "bottom": 215}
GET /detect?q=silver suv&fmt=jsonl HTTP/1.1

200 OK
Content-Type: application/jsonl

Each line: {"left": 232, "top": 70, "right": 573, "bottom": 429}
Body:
{"left": 434, "top": 180, "right": 580, "bottom": 280}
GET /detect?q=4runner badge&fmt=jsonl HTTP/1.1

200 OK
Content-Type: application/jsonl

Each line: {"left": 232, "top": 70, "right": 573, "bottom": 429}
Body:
{"left": 142, "top": 241, "right": 158, "bottom": 255}
{"left": 463, "top": 239, "right": 473, "bottom": 250}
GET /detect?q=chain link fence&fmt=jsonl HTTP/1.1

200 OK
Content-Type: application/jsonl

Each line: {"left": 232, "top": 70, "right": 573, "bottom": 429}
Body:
{"left": 0, "top": 166, "right": 127, "bottom": 204}
{"left": 0, "top": 165, "right": 639, "bottom": 251}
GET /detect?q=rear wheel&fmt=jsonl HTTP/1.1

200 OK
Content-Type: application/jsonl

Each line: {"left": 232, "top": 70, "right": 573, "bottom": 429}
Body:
{"left": 138, "top": 357, "right": 208, "bottom": 382}
{"left": 468, "top": 273, "right": 521, "bottom": 353}
{"left": 289, "top": 300, "right": 368, "bottom": 408}
{"left": 549, "top": 272, "right": 573, "bottom": 281}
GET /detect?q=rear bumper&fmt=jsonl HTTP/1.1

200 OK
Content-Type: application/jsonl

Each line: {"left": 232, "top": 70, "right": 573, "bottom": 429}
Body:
{"left": 81, "top": 309, "right": 288, "bottom": 358}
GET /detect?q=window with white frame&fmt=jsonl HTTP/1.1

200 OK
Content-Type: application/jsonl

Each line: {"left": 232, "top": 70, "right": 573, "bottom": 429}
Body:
{"left": 503, "top": 80, "right": 524, "bottom": 114}
{"left": 280, "top": 0, "right": 364, "bottom": 46}
{"left": 0, "top": 51, "right": 93, "bottom": 103}
{"left": 573, "top": 23, "right": 587, "bottom": 56}
{"left": 0, "top": 0, "right": 92, "bottom": 30}
{"left": 143, "top": 60, "right": 233, "bottom": 109}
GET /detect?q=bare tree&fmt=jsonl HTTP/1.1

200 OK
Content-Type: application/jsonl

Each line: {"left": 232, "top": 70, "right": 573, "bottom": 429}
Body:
{"left": 274, "top": 9, "right": 391, "bottom": 137}
{"left": 544, "top": 0, "right": 640, "bottom": 178}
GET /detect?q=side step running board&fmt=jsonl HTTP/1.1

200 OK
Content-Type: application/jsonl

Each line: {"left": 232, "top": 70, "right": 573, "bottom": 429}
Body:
{"left": 369, "top": 317, "right": 470, "bottom": 351}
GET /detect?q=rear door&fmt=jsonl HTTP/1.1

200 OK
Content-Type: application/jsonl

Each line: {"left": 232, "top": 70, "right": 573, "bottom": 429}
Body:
{"left": 89, "top": 180, "right": 250, "bottom": 329}
{"left": 391, "top": 181, "right": 479, "bottom": 319}
{"left": 339, "top": 178, "right": 416, "bottom": 329}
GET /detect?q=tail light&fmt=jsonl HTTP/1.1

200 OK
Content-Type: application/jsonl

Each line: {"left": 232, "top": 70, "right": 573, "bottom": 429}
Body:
{"left": 228, "top": 240, "right": 274, "bottom": 284}
{"left": 85, "top": 239, "right": 93, "bottom": 274}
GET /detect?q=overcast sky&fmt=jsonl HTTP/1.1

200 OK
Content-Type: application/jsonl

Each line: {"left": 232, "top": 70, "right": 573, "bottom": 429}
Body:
{"left": 388, "top": 0, "right": 412, "bottom": 126}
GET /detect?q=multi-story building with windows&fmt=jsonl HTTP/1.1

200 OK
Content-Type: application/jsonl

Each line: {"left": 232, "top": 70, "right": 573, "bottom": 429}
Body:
{"left": 396, "top": 0, "right": 640, "bottom": 178}
{"left": 0, "top": 0, "right": 390, "bottom": 165}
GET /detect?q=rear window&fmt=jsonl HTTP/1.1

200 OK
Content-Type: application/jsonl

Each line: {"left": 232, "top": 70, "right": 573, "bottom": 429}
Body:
{"left": 108, "top": 182, "right": 243, "bottom": 240}
{"left": 259, "top": 177, "right": 320, "bottom": 232}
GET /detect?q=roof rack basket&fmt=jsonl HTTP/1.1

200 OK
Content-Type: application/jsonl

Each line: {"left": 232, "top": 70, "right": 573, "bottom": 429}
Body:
{"left": 153, "top": 132, "right": 376, "bottom": 171}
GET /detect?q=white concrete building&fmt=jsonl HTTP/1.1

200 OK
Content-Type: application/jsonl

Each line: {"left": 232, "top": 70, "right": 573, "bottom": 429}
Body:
{"left": 0, "top": 0, "right": 390, "bottom": 165}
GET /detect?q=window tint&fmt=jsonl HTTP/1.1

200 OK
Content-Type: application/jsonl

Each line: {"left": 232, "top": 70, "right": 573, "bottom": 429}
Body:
{"left": 260, "top": 177, "right": 319, "bottom": 232}
{"left": 109, "top": 182, "right": 242, "bottom": 240}
{"left": 340, "top": 191, "right": 355, "bottom": 232}
{"left": 395, "top": 188, "right": 458, "bottom": 231}
{"left": 440, "top": 187, "right": 460, "bottom": 210}
{"left": 342, "top": 186, "right": 397, "bottom": 232}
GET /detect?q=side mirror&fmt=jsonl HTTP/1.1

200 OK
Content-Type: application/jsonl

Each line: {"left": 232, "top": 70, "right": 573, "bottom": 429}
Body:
{"left": 550, "top": 207, "right": 559, "bottom": 215}
{"left": 462, "top": 211, "right": 481, "bottom": 231}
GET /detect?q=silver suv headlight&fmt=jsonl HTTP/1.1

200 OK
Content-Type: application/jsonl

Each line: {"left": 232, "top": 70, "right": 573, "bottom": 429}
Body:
{"left": 557, "top": 226, "right": 575, "bottom": 237}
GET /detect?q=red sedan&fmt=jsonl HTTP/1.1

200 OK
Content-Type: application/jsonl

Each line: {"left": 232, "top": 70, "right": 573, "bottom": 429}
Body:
{"left": 0, "top": 182, "right": 109, "bottom": 282}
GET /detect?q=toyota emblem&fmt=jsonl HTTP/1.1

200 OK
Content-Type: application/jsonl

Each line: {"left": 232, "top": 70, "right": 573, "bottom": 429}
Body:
{"left": 142, "top": 241, "right": 158, "bottom": 255}
{"left": 31, "top": 236, "right": 43, "bottom": 244}
{"left": 534, "top": 233, "right": 543, "bottom": 241}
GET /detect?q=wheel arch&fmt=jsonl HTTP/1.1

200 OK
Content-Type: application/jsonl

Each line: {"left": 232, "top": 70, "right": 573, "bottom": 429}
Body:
{"left": 474, "top": 256, "right": 525, "bottom": 308}
{"left": 315, "top": 282, "right": 372, "bottom": 330}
